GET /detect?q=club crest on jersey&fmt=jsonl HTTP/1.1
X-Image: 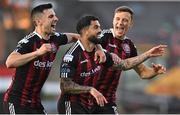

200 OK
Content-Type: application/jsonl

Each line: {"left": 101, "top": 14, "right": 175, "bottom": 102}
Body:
{"left": 123, "top": 43, "right": 130, "bottom": 54}
{"left": 51, "top": 43, "right": 57, "bottom": 53}
{"left": 63, "top": 54, "right": 74, "bottom": 62}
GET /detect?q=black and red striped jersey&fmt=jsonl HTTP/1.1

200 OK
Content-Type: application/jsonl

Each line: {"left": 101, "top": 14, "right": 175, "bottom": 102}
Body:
{"left": 97, "top": 28, "right": 138, "bottom": 103}
{"left": 4, "top": 31, "right": 68, "bottom": 108}
{"left": 59, "top": 40, "right": 113, "bottom": 110}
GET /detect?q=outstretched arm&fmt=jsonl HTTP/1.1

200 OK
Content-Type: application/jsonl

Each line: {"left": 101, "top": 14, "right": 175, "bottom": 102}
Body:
{"left": 112, "top": 45, "right": 167, "bottom": 70}
{"left": 112, "top": 52, "right": 149, "bottom": 70}
{"left": 60, "top": 77, "right": 107, "bottom": 106}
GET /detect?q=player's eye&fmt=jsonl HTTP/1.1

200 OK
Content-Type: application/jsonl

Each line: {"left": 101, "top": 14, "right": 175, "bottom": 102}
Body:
{"left": 48, "top": 15, "right": 54, "bottom": 19}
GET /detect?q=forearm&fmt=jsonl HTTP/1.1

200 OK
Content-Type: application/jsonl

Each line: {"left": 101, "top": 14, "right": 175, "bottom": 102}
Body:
{"left": 60, "top": 77, "right": 92, "bottom": 94}
{"left": 114, "top": 52, "right": 149, "bottom": 70}
{"left": 65, "top": 33, "right": 79, "bottom": 43}
{"left": 6, "top": 51, "right": 39, "bottom": 68}
{"left": 95, "top": 44, "right": 103, "bottom": 51}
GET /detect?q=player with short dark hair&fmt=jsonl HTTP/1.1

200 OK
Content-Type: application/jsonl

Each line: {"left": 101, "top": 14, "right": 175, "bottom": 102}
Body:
{"left": 58, "top": 15, "right": 114, "bottom": 114}
{"left": 2, "top": 3, "right": 80, "bottom": 114}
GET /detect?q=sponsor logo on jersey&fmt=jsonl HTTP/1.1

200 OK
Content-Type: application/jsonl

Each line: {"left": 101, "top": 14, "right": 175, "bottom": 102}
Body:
{"left": 80, "top": 66, "right": 101, "bottom": 77}
{"left": 34, "top": 60, "right": 53, "bottom": 68}
{"left": 123, "top": 43, "right": 130, "bottom": 54}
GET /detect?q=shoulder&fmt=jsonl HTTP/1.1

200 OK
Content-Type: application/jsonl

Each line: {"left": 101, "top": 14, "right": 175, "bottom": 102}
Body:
{"left": 50, "top": 32, "right": 68, "bottom": 45}
{"left": 63, "top": 41, "right": 81, "bottom": 62}
{"left": 124, "top": 36, "right": 137, "bottom": 48}
{"left": 124, "top": 37, "right": 135, "bottom": 44}
{"left": 18, "top": 32, "right": 36, "bottom": 45}
{"left": 52, "top": 32, "right": 67, "bottom": 38}
{"left": 100, "top": 29, "right": 114, "bottom": 42}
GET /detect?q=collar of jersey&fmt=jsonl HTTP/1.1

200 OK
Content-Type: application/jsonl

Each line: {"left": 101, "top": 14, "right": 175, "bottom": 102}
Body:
{"left": 33, "top": 31, "right": 43, "bottom": 39}
{"left": 77, "top": 40, "right": 85, "bottom": 51}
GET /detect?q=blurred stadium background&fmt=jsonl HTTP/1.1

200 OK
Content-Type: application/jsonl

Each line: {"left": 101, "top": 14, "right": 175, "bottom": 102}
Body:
{"left": 0, "top": 0, "right": 180, "bottom": 114}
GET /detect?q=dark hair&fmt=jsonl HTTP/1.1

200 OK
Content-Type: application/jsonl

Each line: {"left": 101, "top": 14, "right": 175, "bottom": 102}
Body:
{"left": 31, "top": 3, "right": 53, "bottom": 20}
{"left": 76, "top": 15, "right": 99, "bottom": 34}
{"left": 114, "top": 6, "right": 134, "bottom": 20}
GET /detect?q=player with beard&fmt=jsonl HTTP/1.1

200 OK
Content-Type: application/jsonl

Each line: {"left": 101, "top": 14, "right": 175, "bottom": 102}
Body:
{"left": 57, "top": 15, "right": 166, "bottom": 114}
{"left": 58, "top": 15, "right": 113, "bottom": 114}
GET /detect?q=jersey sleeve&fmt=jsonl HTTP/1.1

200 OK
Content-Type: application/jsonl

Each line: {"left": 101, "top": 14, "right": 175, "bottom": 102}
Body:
{"left": 102, "top": 52, "right": 114, "bottom": 67}
{"left": 60, "top": 54, "right": 76, "bottom": 78}
{"left": 53, "top": 32, "right": 68, "bottom": 46}
{"left": 14, "top": 38, "right": 31, "bottom": 54}
{"left": 99, "top": 29, "right": 113, "bottom": 49}
{"left": 99, "top": 33, "right": 108, "bottom": 49}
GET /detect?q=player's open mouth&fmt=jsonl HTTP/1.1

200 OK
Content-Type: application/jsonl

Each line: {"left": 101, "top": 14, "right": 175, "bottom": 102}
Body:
{"left": 51, "top": 24, "right": 56, "bottom": 30}
{"left": 116, "top": 26, "right": 124, "bottom": 33}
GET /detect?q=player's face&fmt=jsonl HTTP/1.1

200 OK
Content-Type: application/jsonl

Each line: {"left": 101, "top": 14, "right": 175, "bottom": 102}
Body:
{"left": 88, "top": 20, "right": 102, "bottom": 38}
{"left": 40, "top": 8, "right": 58, "bottom": 35}
{"left": 113, "top": 11, "right": 132, "bottom": 39}
{"left": 87, "top": 20, "right": 102, "bottom": 44}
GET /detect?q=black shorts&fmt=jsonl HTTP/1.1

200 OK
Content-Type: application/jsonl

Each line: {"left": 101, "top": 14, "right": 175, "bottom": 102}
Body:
{"left": 57, "top": 95, "right": 91, "bottom": 114}
{"left": 92, "top": 103, "right": 119, "bottom": 114}
{"left": 57, "top": 95, "right": 119, "bottom": 114}
{"left": 3, "top": 101, "right": 47, "bottom": 114}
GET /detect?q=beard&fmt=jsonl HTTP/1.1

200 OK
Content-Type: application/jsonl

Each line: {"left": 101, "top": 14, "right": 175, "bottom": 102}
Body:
{"left": 88, "top": 35, "right": 101, "bottom": 44}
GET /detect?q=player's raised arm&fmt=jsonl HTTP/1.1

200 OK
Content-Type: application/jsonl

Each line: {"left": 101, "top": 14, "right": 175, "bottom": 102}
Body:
{"left": 112, "top": 45, "right": 167, "bottom": 71}
{"left": 6, "top": 43, "right": 53, "bottom": 68}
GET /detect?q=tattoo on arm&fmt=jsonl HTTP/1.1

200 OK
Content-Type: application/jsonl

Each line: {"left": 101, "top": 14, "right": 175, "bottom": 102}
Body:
{"left": 116, "top": 53, "right": 149, "bottom": 70}
{"left": 60, "top": 77, "right": 92, "bottom": 94}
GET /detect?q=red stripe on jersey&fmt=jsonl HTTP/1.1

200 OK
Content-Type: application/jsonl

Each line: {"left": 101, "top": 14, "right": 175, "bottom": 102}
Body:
{"left": 20, "top": 42, "right": 37, "bottom": 106}
{"left": 84, "top": 51, "right": 94, "bottom": 110}
{"left": 121, "top": 40, "right": 126, "bottom": 60}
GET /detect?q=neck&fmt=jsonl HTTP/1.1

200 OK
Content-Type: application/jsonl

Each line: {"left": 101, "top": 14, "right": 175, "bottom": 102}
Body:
{"left": 116, "top": 35, "right": 125, "bottom": 40}
{"left": 80, "top": 37, "right": 95, "bottom": 52}
{"left": 35, "top": 27, "right": 51, "bottom": 40}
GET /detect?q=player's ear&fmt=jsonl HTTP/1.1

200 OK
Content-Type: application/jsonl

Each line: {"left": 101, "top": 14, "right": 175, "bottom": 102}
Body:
{"left": 129, "top": 20, "right": 134, "bottom": 29}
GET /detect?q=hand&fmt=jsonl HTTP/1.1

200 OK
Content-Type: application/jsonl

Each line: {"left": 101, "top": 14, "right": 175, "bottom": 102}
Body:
{"left": 110, "top": 53, "right": 121, "bottom": 65}
{"left": 146, "top": 45, "right": 167, "bottom": 57}
{"left": 89, "top": 87, "right": 108, "bottom": 107}
{"left": 94, "top": 50, "right": 106, "bottom": 63}
{"left": 36, "top": 43, "right": 52, "bottom": 56}
{"left": 152, "top": 63, "right": 166, "bottom": 75}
